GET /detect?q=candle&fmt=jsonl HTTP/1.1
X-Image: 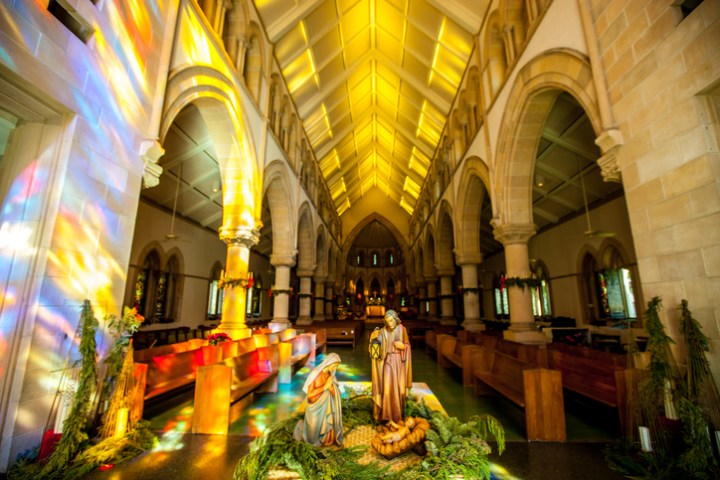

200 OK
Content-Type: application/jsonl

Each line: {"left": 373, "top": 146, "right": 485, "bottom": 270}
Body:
{"left": 115, "top": 407, "right": 129, "bottom": 438}
{"left": 639, "top": 426, "right": 652, "bottom": 452}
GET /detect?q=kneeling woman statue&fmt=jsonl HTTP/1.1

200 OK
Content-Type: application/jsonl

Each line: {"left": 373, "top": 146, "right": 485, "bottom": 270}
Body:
{"left": 293, "top": 353, "right": 344, "bottom": 447}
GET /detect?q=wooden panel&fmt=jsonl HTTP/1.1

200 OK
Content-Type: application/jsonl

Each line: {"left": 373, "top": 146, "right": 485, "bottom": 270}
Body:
{"left": 192, "top": 364, "right": 231, "bottom": 434}
{"left": 524, "top": 368, "right": 566, "bottom": 442}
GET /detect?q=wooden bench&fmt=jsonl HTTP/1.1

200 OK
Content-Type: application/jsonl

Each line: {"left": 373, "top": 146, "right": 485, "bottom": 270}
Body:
{"left": 547, "top": 342, "right": 634, "bottom": 432}
{"left": 494, "top": 338, "right": 549, "bottom": 368}
{"left": 192, "top": 344, "right": 279, "bottom": 435}
{"left": 437, "top": 331, "right": 488, "bottom": 386}
{"left": 472, "top": 349, "right": 566, "bottom": 442}
{"left": 299, "top": 322, "right": 362, "bottom": 347}
{"left": 424, "top": 325, "right": 458, "bottom": 356}
{"left": 137, "top": 337, "right": 255, "bottom": 403}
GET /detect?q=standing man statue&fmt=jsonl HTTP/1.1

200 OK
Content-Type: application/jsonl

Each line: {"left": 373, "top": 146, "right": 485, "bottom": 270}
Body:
{"left": 369, "top": 310, "right": 412, "bottom": 423}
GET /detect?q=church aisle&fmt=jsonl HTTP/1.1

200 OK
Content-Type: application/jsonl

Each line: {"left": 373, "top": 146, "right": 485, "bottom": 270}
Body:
{"left": 81, "top": 330, "right": 624, "bottom": 479}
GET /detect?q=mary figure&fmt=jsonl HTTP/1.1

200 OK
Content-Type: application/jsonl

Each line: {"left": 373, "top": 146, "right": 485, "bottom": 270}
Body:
{"left": 293, "top": 352, "right": 344, "bottom": 447}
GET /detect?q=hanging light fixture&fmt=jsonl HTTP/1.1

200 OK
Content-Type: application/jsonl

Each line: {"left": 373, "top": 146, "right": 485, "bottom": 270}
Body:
{"left": 535, "top": 174, "right": 545, "bottom": 188}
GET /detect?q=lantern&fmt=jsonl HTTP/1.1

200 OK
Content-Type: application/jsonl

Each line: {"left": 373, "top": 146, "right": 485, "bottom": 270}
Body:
{"left": 370, "top": 335, "right": 382, "bottom": 360}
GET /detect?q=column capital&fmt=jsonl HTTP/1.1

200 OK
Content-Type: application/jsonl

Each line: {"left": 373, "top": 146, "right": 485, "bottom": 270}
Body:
{"left": 140, "top": 139, "right": 164, "bottom": 189}
{"left": 313, "top": 275, "right": 327, "bottom": 283}
{"left": 219, "top": 226, "right": 260, "bottom": 247}
{"left": 435, "top": 268, "right": 454, "bottom": 277}
{"left": 492, "top": 222, "right": 536, "bottom": 245}
{"left": 297, "top": 268, "right": 315, "bottom": 277}
{"left": 270, "top": 253, "right": 297, "bottom": 267}
{"left": 455, "top": 252, "right": 483, "bottom": 265}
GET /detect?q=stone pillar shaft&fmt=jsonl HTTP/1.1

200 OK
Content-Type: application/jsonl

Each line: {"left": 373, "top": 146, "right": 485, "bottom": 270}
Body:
{"left": 438, "top": 274, "right": 455, "bottom": 326}
{"left": 269, "top": 253, "right": 295, "bottom": 331}
{"left": 313, "top": 278, "right": 325, "bottom": 321}
{"left": 297, "top": 273, "right": 313, "bottom": 325}
{"left": 217, "top": 227, "right": 259, "bottom": 340}
{"left": 459, "top": 261, "right": 484, "bottom": 332}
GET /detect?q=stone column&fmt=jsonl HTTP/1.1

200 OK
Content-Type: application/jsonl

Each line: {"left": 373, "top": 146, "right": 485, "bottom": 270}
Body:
{"left": 493, "top": 222, "right": 546, "bottom": 343}
{"left": 437, "top": 269, "right": 455, "bottom": 326}
{"left": 268, "top": 253, "right": 296, "bottom": 332}
{"left": 296, "top": 269, "right": 314, "bottom": 325}
{"left": 216, "top": 226, "right": 259, "bottom": 340}
{"left": 416, "top": 281, "right": 427, "bottom": 318}
{"left": 324, "top": 281, "right": 335, "bottom": 321}
{"left": 313, "top": 276, "right": 326, "bottom": 322}
{"left": 426, "top": 277, "right": 438, "bottom": 320}
{"left": 457, "top": 253, "right": 485, "bottom": 332}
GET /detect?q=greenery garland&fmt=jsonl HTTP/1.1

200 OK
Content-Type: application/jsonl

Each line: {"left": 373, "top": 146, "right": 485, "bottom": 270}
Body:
{"left": 297, "top": 293, "right": 313, "bottom": 299}
{"left": 219, "top": 276, "right": 253, "bottom": 289}
{"left": 461, "top": 287, "right": 480, "bottom": 296}
{"left": 503, "top": 277, "right": 541, "bottom": 290}
{"left": 9, "top": 301, "right": 99, "bottom": 480}
{"left": 271, "top": 289, "right": 292, "bottom": 296}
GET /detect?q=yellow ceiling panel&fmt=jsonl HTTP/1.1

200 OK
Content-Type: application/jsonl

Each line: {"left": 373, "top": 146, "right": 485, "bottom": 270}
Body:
{"left": 341, "top": 1, "right": 371, "bottom": 42}
{"left": 376, "top": 62, "right": 400, "bottom": 87}
{"left": 274, "top": 23, "right": 308, "bottom": 65}
{"left": 349, "top": 75, "right": 372, "bottom": 103}
{"left": 428, "top": 72, "right": 457, "bottom": 103}
{"left": 432, "top": 45, "right": 467, "bottom": 83}
{"left": 375, "top": 1, "right": 406, "bottom": 42}
{"left": 405, "top": 23, "right": 434, "bottom": 63}
{"left": 312, "top": 27, "right": 343, "bottom": 61}
{"left": 402, "top": 51, "right": 430, "bottom": 82}
{"left": 337, "top": 0, "right": 365, "bottom": 15}
{"left": 304, "top": 1, "right": 340, "bottom": 42}
{"left": 360, "top": 174, "right": 375, "bottom": 195}
{"left": 375, "top": 30, "right": 404, "bottom": 65}
{"left": 347, "top": 61, "right": 373, "bottom": 89}
{"left": 407, "top": 0, "right": 442, "bottom": 35}
{"left": 440, "top": 18, "right": 474, "bottom": 57}
{"left": 317, "top": 55, "right": 346, "bottom": 87}
{"left": 381, "top": 0, "right": 407, "bottom": 11}
{"left": 343, "top": 31, "right": 372, "bottom": 68}
{"left": 351, "top": 95, "right": 373, "bottom": 118}
{"left": 376, "top": 72, "right": 400, "bottom": 97}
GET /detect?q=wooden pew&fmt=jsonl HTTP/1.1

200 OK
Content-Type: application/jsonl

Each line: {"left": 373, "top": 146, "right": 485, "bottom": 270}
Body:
{"left": 547, "top": 342, "right": 633, "bottom": 432}
{"left": 299, "top": 322, "right": 362, "bottom": 347}
{"left": 136, "top": 337, "right": 255, "bottom": 404}
{"left": 494, "top": 338, "right": 549, "bottom": 368}
{"left": 192, "top": 344, "right": 279, "bottom": 434}
{"left": 424, "top": 325, "right": 459, "bottom": 356}
{"left": 437, "top": 331, "right": 486, "bottom": 386}
{"left": 472, "top": 349, "right": 566, "bottom": 442}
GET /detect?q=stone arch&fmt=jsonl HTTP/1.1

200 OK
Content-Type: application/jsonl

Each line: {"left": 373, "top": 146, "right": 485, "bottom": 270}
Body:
{"left": 484, "top": 10, "right": 507, "bottom": 98}
{"left": 161, "top": 65, "right": 261, "bottom": 234}
{"left": 262, "top": 160, "right": 296, "bottom": 258}
{"left": 341, "top": 213, "right": 409, "bottom": 269}
{"left": 315, "top": 226, "right": 327, "bottom": 277}
{"left": 501, "top": 0, "right": 529, "bottom": 61}
{"left": 455, "top": 156, "right": 491, "bottom": 258}
{"left": 297, "top": 203, "right": 315, "bottom": 271}
{"left": 244, "top": 23, "right": 265, "bottom": 102}
{"left": 435, "top": 201, "right": 456, "bottom": 270}
{"left": 423, "top": 228, "right": 437, "bottom": 277}
{"left": 494, "top": 48, "right": 602, "bottom": 226}
{"left": 222, "top": 0, "right": 250, "bottom": 69}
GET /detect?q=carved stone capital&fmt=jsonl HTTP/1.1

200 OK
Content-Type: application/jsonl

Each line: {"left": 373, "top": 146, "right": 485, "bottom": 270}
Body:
{"left": 140, "top": 139, "right": 164, "bottom": 189}
{"left": 595, "top": 128, "right": 624, "bottom": 183}
{"left": 270, "top": 253, "right": 297, "bottom": 267}
{"left": 435, "top": 268, "right": 455, "bottom": 277}
{"left": 218, "top": 226, "right": 260, "bottom": 247}
{"left": 455, "top": 252, "right": 483, "bottom": 265}
{"left": 598, "top": 151, "right": 622, "bottom": 183}
{"left": 297, "top": 268, "right": 315, "bottom": 277}
{"left": 491, "top": 222, "right": 536, "bottom": 245}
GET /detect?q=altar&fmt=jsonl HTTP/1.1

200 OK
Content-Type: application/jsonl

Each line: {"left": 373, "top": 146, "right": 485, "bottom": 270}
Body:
{"left": 365, "top": 305, "right": 386, "bottom": 317}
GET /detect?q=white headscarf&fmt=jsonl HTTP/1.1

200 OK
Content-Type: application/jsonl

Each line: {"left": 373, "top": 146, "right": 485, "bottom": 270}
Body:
{"left": 302, "top": 352, "right": 341, "bottom": 393}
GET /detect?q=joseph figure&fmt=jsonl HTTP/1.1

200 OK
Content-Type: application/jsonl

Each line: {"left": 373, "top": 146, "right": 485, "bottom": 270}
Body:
{"left": 369, "top": 310, "right": 412, "bottom": 423}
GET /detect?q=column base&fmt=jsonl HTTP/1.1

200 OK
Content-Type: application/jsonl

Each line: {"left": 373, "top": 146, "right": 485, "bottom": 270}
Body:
{"left": 268, "top": 320, "right": 292, "bottom": 332}
{"left": 439, "top": 317, "right": 457, "bottom": 326}
{"left": 312, "top": 316, "right": 326, "bottom": 322}
{"left": 462, "top": 319, "right": 486, "bottom": 332}
{"left": 503, "top": 329, "right": 548, "bottom": 344}
{"left": 296, "top": 316, "right": 313, "bottom": 325}
{"left": 214, "top": 325, "right": 252, "bottom": 340}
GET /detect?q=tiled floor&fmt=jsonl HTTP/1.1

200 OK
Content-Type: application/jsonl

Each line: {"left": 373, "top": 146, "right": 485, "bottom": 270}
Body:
{"left": 82, "top": 333, "right": 626, "bottom": 479}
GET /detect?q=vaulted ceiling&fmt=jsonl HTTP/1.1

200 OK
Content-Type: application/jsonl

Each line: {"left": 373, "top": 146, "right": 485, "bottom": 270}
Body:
{"left": 253, "top": 0, "right": 486, "bottom": 216}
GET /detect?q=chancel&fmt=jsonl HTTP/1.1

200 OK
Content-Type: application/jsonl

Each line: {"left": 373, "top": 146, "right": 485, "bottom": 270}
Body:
{"left": 1, "top": 0, "right": 719, "bottom": 479}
